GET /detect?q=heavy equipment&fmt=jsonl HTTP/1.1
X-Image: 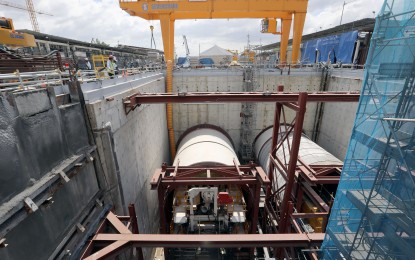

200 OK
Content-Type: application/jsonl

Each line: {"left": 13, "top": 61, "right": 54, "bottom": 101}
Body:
{"left": 0, "top": 17, "right": 36, "bottom": 49}
{"left": 181, "top": 35, "right": 190, "bottom": 68}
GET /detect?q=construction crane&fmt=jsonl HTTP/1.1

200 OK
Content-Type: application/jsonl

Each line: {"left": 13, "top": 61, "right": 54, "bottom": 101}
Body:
{"left": 182, "top": 35, "right": 190, "bottom": 68}
{"left": 0, "top": 0, "right": 53, "bottom": 32}
{"left": 119, "top": 0, "right": 308, "bottom": 157}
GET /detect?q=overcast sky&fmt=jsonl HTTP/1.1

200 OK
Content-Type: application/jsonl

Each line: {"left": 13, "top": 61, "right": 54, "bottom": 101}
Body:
{"left": 1, "top": 0, "right": 383, "bottom": 56}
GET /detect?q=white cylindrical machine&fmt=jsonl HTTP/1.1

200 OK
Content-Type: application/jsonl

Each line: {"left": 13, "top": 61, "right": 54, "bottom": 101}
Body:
{"left": 254, "top": 126, "right": 342, "bottom": 190}
{"left": 171, "top": 125, "right": 246, "bottom": 237}
{"left": 174, "top": 125, "right": 239, "bottom": 166}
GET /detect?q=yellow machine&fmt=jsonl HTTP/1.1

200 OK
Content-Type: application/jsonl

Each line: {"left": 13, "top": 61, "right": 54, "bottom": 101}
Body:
{"left": 240, "top": 49, "right": 256, "bottom": 63}
{"left": 92, "top": 55, "right": 109, "bottom": 78}
{"left": 0, "top": 17, "right": 36, "bottom": 48}
{"left": 302, "top": 199, "right": 323, "bottom": 233}
{"left": 227, "top": 49, "right": 239, "bottom": 62}
{"left": 119, "top": 0, "right": 308, "bottom": 157}
{"left": 261, "top": 18, "right": 278, "bottom": 34}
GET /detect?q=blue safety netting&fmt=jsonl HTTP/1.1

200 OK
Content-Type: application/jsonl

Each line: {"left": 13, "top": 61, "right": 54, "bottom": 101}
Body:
{"left": 321, "top": 0, "right": 415, "bottom": 259}
{"left": 301, "top": 30, "right": 358, "bottom": 64}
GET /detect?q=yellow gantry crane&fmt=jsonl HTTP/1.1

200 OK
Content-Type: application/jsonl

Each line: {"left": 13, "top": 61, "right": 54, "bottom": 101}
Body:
{"left": 119, "top": 0, "right": 308, "bottom": 157}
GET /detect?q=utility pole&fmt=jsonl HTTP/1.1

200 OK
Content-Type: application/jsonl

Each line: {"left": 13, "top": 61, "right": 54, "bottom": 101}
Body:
{"left": 150, "top": 25, "right": 156, "bottom": 49}
{"left": 340, "top": 0, "right": 359, "bottom": 25}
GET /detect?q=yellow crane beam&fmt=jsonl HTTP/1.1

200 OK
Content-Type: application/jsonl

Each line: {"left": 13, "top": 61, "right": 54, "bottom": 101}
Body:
{"left": 119, "top": 0, "right": 308, "bottom": 158}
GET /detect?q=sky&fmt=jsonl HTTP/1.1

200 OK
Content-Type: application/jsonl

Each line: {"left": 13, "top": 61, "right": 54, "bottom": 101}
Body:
{"left": 1, "top": 0, "right": 384, "bottom": 56}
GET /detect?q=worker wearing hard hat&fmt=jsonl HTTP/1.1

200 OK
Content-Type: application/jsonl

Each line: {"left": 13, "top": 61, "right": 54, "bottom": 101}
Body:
{"left": 107, "top": 55, "right": 116, "bottom": 78}
{"left": 113, "top": 56, "right": 119, "bottom": 75}
{"left": 85, "top": 57, "right": 92, "bottom": 70}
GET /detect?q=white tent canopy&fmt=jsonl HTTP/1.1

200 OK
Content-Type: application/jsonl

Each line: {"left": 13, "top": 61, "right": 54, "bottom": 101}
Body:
{"left": 200, "top": 45, "right": 233, "bottom": 65}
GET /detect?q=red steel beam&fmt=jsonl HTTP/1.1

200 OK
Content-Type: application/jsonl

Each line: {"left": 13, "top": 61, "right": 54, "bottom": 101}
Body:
{"left": 151, "top": 166, "right": 270, "bottom": 189}
{"left": 126, "top": 91, "right": 360, "bottom": 107}
{"left": 278, "top": 93, "right": 308, "bottom": 235}
{"left": 291, "top": 212, "right": 329, "bottom": 219}
{"left": 163, "top": 165, "right": 264, "bottom": 171}
{"left": 92, "top": 233, "right": 325, "bottom": 248}
{"left": 302, "top": 182, "right": 330, "bottom": 212}
{"left": 267, "top": 85, "right": 284, "bottom": 199}
{"left": 106, "top": 212, "right": 132, "bottom": 234}
{"left": 84, "top": 240, "right": 130, "bottom": 260}
{"left": 156, "top": 177, "right": 259, "bottom": 187}
{"left": 128, "top": 204, "right": 144, "bottom": 260}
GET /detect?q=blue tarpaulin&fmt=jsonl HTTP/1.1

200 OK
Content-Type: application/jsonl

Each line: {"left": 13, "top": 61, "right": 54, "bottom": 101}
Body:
{"left": 177, "top": 57, "right": 187, "bottom": 65}
{"left": 199, "top": 58, "right": 214, "bottom": 66}
{"left": 301, "top": 30, "right": 358, "bottom": 64}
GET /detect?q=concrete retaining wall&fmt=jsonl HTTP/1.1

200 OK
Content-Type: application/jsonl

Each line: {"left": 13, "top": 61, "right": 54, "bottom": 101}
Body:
{"left": 317, "top": 74, "right": 362, "bottom": 160}
{"left": 173, "top": 68, "right": 362, "bottom": 161}
{"left": 0, "top": 87, "right": 102, "bottom": 259}
{"left": 173, "top": 69, "right": 322, "bottom": 152}
{"left": 83, "top": 73, "right": 169, "bottom": 245}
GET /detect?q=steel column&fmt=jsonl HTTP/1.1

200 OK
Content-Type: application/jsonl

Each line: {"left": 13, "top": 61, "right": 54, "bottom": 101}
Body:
{"left": 266, "top": 85, "right": 284, "bottom": 199}
{"left": 128, "top": 204, "right": 143, "bottom": 260}
{"left": 278, "top": 93, "right": 308, "bottom": 234}
{"left": 157, "top": 185, "right": 167, "bottom": 235}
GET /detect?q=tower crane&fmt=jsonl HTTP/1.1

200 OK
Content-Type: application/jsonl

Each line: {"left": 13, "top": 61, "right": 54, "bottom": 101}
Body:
{"left": 182, "top": 35, "right": 190, "bottom": 68}
{"left": 0, "top": 0, "right": 53, "bottom": 32}
{"left": 119, "top": 0, "right": 308, "bottom": 157}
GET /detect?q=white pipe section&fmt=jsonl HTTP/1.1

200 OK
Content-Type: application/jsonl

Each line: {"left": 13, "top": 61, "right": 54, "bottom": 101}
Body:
{"left": 174, "top": 127, "right": 239, "bottom": 166}
{"left": 254, "top": 127, "right": 342, "bottom": 192}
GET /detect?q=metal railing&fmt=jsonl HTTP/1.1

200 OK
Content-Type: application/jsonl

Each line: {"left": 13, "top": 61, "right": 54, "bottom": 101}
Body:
{"left": 0, "top": 65, "right": 163, "bottom": 92}
{"left": 0, "top": 69, "right": 70, "bottom": 92}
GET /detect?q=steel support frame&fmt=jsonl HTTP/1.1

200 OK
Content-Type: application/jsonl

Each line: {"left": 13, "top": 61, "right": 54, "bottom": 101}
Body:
{"left": 262, "top": 86, "right": 343, "bottom": 259}
{"left": 150, "top": 163, "right": 270, "bottom": 258}
{"left": 84, "top": 89, "right": 356, "bottom": 259}
{"left": 81, "top": 205, "right": 325, "bottom": 260}
{"left": 151, "top": 164, "right": 269, "bottom": 228}
{"left": 81, "top": 204, "right": 143, "bottom": 260}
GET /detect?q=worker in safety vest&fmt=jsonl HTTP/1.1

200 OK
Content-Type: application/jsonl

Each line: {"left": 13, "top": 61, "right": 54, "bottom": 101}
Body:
{"left": 107, "top": 55, "right": 116, "bottom": 78}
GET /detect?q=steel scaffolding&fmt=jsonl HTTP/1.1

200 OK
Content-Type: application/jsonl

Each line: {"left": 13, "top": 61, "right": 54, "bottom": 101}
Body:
{"left": 322, "top": 0, "right": 415, "bottom": 259}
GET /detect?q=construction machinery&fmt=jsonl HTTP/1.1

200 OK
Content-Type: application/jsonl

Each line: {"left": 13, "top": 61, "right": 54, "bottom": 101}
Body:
{"left": 91, "top": 54, "right": 110, "bottom": 78}
{"left": 260, "top": 18, "right": 279, "bottom": 34}
{"left": 0, "top": 17, "right": 36, "bottom": 49}
{"left": 181, "top": 35, "right": 190, "bottom": 68}
{"left": 119, "top": 0, "right": 309, "bottom": 158}
{"left": 227, "top": 49, "right": 239, "bottom": 62}
{"left": 240, "top": 49, "right": 256, "bottom": 64}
